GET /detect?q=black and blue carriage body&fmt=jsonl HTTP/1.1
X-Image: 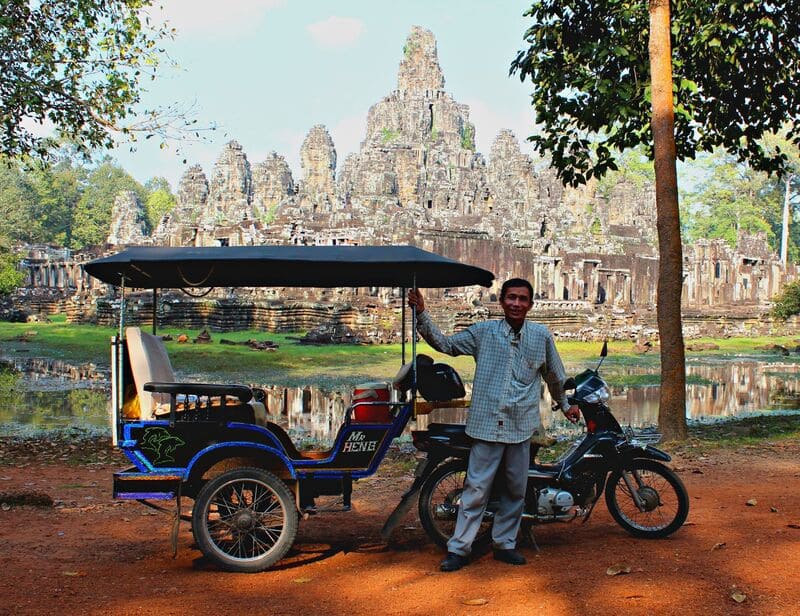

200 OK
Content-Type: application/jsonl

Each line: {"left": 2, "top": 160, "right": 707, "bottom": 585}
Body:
{"left": 84, "top": 245, "right": 494, "bottom": 508}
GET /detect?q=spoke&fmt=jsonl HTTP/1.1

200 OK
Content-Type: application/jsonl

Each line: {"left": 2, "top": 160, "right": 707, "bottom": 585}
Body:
{"left": 253, "top": 529, "right": 278, "bottom": 550}
{"left": 231, "top": 482, "right": 248, "bottom": 507}
{"left": 259, "top": 512, "right": 285, "bottom": 528}
{"left": 251, "top": 485, "right": 276, "bottom": 511}
{"left": 208, "top": 518, "right": 234, "bottom": 535}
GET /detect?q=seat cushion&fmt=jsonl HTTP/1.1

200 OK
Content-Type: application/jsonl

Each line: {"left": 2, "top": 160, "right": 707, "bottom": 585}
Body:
{"left": 126, "top": 327, "right": 176, "bottom": 417}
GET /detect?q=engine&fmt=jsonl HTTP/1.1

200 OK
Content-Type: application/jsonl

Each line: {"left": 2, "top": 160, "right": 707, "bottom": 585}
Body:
{"left": 534, "top": 488, "right": 577, "bottom": 521}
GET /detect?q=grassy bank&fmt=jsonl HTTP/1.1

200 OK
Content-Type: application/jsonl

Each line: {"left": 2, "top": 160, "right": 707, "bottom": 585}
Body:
{"left": 0, "top": 317, "right": 797, "bottom": 387}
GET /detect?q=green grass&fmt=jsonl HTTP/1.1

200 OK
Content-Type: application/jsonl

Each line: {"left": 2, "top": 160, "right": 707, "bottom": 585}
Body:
{"left": 604, "top": 373, "right": 714, "bottom": 388}
{"left": 0, "top": 318, "right": 797, "bottom": 389}
{"left": 675, "top": 413, "right": 800, "bottom": 451}
{"left": 685, "top": 336, "right": 800, "bottom": 355}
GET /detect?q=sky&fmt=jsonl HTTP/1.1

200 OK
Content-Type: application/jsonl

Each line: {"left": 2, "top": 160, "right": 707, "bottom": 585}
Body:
{"left": 111, "top": 0, "right": 542, "bottom": 190}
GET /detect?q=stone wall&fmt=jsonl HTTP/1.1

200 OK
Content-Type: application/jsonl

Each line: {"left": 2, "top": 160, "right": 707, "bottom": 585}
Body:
{"left": 9, "top": 27, "right": 800, "bottom": 337}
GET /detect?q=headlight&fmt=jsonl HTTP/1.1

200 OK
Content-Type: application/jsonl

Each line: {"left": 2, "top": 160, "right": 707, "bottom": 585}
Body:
{"left": 582, "top": 384, "right": 610, "bottom": 404}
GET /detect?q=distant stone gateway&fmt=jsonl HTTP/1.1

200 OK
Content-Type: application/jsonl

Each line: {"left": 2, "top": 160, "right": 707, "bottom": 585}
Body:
{"left": 13, "top": 27, "right": 799, "bottom": 339}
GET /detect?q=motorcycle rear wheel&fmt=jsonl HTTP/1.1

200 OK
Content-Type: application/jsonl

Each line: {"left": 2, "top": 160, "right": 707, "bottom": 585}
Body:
{"left": 605, "top": 459, "right": 689, "bottom": 538}
{"left": 418, "top": 459, "right": 492, "bottom": 548}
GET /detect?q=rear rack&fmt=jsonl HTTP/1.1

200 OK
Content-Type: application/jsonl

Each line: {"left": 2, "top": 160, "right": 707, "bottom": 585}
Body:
{"left": 624, "top": 426, "right": 662, "bottom": 445}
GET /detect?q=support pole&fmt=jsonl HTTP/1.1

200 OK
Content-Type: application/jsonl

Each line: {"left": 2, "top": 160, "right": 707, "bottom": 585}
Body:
{"left": 401, "top": 287, "right": 406, "bottom": 366}
{"left": 152, "top": 288, "right": 158, "bottom": 335}
{"left": 411, "top": 276, "right": 417, "bottom": 400}
{"left": 118, "top": 277, "right": 126, "bottom": 417}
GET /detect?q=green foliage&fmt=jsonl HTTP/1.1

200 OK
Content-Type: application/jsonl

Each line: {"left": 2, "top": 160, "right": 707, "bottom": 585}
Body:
{"left": 258, "top": 204, "right": 279, "bottom": 226}
{"left": 380, "top": 127, "right": 400, "bottom": 144}
{"left": 597, "top": 147, "right": 654, "bottom": 201}
{"left": 511, "top": 1, "right": 800, "bottom": 186}
{"left": 70, "top": 159, "right": 144, "bottom": 248}
{"left": 143, "top": 178, "right": 176, "bottom": 230}
{"left": 0, "top": 162, "right": 37, "bottom": 243}
{"left": 460, "top": 123, "right": 475, "bottom": 150}
{"left": 25, "top": 160, "right": 84, "bottom": 245}
{"left": 0, "top": 0, "right": 176, "bottom": 161}
{"left": 682, "top": 150, "right": 774, "bottom": 247}
{"left": 430, "top": 128, "right": 440, "bottom": 142}
{"left": 0, "top": 157, "right": 85, "bottom": 245}
{"left": 772, "top": 279, "right": 800, "bottom": 320}
{"left": 403, "top": 40, "right": 419, "bottom": 58}
{"left": 0, "top": 156, "right": 181, "bottom": 246}
{"left": 0, "top": 240, "right": 24, "bottom": 294}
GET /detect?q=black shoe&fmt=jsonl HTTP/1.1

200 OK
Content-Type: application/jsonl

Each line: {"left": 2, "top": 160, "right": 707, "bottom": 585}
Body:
{"left": 440, "top": 552, "right": 468, "bottom": 572}
{"left": 493, "top": 548, "right": 526, "bottom": 565}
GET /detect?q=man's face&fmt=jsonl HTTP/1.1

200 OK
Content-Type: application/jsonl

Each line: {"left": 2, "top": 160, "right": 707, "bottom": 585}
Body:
{"left": 500, "top": 286, "right": 533, "bottom": 324}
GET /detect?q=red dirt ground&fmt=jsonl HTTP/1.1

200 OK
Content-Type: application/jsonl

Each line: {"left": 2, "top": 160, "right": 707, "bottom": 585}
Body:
{"left": 1, "top": 438, "right": 799, "bottom": 616}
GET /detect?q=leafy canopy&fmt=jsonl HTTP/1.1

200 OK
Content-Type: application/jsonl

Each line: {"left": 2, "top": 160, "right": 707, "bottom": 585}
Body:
{"left": 772, "top": 279, "right": 800, "bottom": 320}
{"left": 0, "top": 239, "right": 24, "bottom": 295}
{"left": 511, "top": 1, "right": 800, "bottom": 186}
{"left": 0, "top": 0, "right": 175, "bottom": 161}
{"left": 681, "top": 151, "right": 774, "bottom": 246}
{"left": 70, "top": 158, "right": 145, "bottom": 249}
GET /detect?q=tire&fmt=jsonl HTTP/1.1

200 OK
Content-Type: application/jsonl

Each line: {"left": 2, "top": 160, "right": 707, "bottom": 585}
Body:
{"left": 192, "top": 467, "right": 298, "bottom": 572}
{"left": 604, "top": 459, "right": 689, "bottom": 539}
{"left": 418, "top": 459, "right": 492, "bottom": 549}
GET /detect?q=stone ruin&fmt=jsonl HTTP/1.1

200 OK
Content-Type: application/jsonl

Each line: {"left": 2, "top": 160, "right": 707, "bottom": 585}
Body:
{"left": 14, "top": 26, "right": 800, "bottom": 340}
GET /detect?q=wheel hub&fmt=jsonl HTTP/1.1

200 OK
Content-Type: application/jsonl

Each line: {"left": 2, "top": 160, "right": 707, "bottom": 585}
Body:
{"left": 232, "top": 510, "right": 257, "bottom": 531}
{"left": 637, "top": 486, "right": 660, "bottom": 511}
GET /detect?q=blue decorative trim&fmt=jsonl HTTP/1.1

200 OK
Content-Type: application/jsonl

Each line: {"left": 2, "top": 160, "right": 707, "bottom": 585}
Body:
{"left": 185, "top": 441, "right": 295, "bottom": 480}
{"left": 116, "top": 492, "right": 174, "bottom": 500}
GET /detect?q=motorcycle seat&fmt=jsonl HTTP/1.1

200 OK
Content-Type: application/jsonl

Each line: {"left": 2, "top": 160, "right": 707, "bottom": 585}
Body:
{"left": 527, "top": 462, "right": 566, "bottom": 479}
{"left": 425, "top": 422, "right": 472, "bottom": 447}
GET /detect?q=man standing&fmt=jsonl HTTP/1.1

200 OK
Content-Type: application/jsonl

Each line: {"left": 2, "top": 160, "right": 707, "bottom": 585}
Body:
{"left": 408, "top": 278, "right": 579, "bottom": 572}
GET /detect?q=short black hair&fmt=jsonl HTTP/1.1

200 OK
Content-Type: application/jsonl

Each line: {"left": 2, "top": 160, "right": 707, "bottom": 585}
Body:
{"left": 500, "top": 278, "right": 533, "bottom": 301}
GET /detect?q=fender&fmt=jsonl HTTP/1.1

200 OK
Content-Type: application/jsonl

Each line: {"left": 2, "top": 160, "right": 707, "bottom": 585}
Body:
{"left": 617, "top": 442, "right": 672, "bottom": 463}
{"left": 185, "top": 441, "right": 296, "bottom": 483}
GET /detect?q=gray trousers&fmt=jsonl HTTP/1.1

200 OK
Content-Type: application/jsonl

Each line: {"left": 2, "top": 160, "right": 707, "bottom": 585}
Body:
{"left": 447, "top": 438, "right": 530, "bottom": 556}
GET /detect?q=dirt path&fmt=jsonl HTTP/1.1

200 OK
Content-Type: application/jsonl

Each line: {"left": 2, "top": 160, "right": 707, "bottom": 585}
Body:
{"left": 1, "top": 439, "right": 799, "bottom": 616}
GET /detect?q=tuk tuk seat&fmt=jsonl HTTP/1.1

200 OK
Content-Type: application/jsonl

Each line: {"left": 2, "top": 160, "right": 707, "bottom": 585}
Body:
{"left": 125, "top": 326, "right": 267, "bottom": 425}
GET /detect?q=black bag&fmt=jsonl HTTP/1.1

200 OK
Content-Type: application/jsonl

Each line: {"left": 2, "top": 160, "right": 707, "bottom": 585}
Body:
{"left": 418, "top": 361, "right": 466, "bottom": 402}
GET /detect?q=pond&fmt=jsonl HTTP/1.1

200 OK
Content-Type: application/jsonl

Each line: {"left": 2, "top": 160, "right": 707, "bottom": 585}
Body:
{"left": 1, "top": 354, "right": 798, "bottom": 446}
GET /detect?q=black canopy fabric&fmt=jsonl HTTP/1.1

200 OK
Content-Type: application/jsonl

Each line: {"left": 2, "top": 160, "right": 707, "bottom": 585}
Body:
{"left": 83, "top": 245, "right": 495, "bottom": 289}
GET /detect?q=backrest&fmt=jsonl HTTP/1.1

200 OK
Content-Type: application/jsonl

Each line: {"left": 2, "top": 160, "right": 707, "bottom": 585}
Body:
{"left": 125, "top": 326, "right": 175, "bottom": 418}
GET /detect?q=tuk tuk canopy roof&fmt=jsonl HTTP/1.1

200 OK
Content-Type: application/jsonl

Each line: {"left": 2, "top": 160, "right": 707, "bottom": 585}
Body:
{"left": 84, "top": 245, "right": 495, "bottom": 289}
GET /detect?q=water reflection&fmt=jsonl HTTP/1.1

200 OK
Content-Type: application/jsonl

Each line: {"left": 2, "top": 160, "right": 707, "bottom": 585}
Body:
{"left": 0, "top": 360, "right": 109, "bottom": 433}
{"left": 1, "top": 356, "right": 798, "bottom": 446}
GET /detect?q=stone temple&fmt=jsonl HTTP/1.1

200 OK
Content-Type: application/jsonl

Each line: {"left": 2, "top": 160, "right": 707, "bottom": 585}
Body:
{"left": 17, "top": 27, "right": 800, "bottom": 338}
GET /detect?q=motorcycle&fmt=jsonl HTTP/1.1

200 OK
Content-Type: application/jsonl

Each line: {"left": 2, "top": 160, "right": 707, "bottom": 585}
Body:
{"left": 382, "top": 342, "right": 689, "bottom": 546}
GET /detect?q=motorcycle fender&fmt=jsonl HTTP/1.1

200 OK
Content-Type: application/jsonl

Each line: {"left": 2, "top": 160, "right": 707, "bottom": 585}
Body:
{"left": 644, "top": 445, "right": 671, "bottom": 461}
{"left": 627, "top": 445, "right": 671, "bottom": 462}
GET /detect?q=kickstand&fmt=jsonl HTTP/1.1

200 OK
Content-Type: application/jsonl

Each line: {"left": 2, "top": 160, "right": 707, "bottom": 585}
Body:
{"left": 170, "top": 484, "right": 182, "bottom": 559}
{"left": 520, "top": 523, "right": 540, "bottom": 553}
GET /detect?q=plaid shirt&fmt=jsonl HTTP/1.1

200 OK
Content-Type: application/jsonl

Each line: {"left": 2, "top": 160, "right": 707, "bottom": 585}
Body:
{"left": 416, "top": 311, "right": 570, "bottom": 444}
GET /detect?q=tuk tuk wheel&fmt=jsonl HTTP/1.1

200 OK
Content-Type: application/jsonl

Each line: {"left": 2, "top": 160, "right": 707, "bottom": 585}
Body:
{"left": 191, "top": 467, "right": 298, "bottom": 573}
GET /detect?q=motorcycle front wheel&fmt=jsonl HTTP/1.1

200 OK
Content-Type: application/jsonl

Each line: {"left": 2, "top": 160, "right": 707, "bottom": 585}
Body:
{"left": 418, "top": 459, "right": 492, "bottom": 548}
{"left": 605, "top": 458, "right": 689, "bottom": 539}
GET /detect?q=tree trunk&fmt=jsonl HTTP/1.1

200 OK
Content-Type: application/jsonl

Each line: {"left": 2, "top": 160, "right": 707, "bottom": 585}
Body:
{"left": 649, "top": 0, "right": 687, "bottom": 441}
{"left": 781, "top": 174, "right": 791, "bottom": 268}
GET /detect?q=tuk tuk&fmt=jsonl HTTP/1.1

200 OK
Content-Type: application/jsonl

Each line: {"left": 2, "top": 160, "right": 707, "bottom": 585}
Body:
{"left": 84, "top": 245, "right": 493, "bottom": 572}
